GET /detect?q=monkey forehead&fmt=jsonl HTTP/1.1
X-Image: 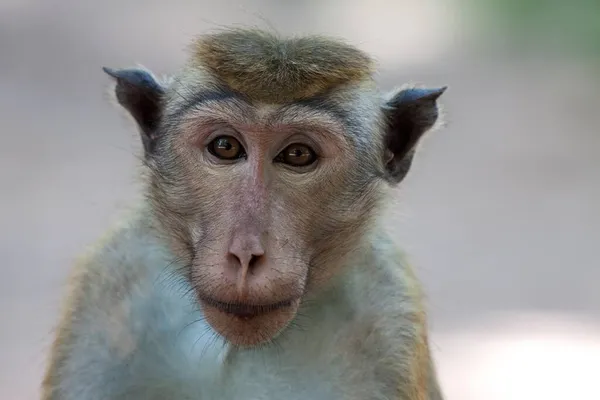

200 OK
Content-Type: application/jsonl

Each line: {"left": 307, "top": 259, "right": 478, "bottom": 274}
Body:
{"left": 186, "top": 28, "right": 376, "bottom": 104}
{"left": 163, "top": 79, "right": 382, "bottom": 142}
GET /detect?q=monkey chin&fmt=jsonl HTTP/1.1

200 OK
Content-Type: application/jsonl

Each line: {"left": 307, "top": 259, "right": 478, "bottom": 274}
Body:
{"left": 200, "top": 298, "right": 300, "bottom": 348}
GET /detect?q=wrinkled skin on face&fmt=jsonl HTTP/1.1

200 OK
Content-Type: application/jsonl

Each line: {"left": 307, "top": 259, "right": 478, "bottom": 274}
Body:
{"left": 146, "top": 95, "right": 386, "bottom": 347}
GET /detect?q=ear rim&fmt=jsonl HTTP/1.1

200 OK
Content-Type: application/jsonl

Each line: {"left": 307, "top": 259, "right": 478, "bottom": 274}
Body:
{"left": 384, "top": 86, "right": 447, "bottom": 107}
{"left": 102, "top": 66, "right": 166, "bottom": 94}
{"left": 102, "top": 65, "right": 166, "bottom": 157}
{"left": 381, "top": 85, "right": 447, "bottom": 185}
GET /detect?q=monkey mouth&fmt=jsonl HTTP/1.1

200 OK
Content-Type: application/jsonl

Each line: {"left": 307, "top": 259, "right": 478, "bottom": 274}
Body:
{"left": 198, "top": 294, "right": 301, "bottom": 347}
{"left": 199, "top": 296, "right": 295, "bottom": 319}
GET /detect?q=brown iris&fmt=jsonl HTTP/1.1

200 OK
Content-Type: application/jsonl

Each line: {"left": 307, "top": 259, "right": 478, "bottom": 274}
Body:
{"left": 278, "top": 144, "right": 317, "bottom": 167}
{"left": 208, "top": 136, "right": 245, "bottom": 160}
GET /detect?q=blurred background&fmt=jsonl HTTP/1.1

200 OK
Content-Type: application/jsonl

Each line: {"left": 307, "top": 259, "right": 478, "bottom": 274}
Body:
{"left": 1, "top": 0, "right": 599, "bottom": 398}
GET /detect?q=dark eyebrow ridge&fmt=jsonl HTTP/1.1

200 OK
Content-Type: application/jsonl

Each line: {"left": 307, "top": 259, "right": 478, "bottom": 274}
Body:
{"left": 272, "top": 95, "right": 350, "bottom": 123}
{"left": 167, "top": 85, "right": 352, "bottom": 129}
{"left": 168, "top": 86, "right": 248, "bottom": 121}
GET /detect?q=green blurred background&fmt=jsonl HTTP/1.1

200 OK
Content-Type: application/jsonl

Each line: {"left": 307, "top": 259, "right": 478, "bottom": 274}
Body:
{"left": 471, "top": 0, "right": 600, "bottom": 60}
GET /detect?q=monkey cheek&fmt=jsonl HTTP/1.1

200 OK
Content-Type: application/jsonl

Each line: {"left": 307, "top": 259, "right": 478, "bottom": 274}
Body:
{"left": 200, "top": 300, "right": 300, "bottom": 348}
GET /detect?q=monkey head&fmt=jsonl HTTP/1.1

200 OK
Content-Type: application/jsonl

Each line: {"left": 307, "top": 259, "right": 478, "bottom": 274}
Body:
{"left": 104, "top": 29, "right": 445, "bottom": 348}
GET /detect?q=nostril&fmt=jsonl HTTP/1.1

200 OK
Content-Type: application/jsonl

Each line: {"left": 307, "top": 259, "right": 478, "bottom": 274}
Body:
{"left": 230, "top": 253, "right": 242, "bottom": 266}
{"left": 249, "top": 254, "right": 260, "bottom": 269}
{"left": 228, "top": 251, "right": 263, "bottom": 272}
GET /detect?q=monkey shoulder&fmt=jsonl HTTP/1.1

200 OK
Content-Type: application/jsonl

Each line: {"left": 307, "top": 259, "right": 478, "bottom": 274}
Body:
{"left": 44, "top": 213, "right": 209, "bottom": 399}
{"left": 329, "top": 232, "right": 430, "bottom": 396}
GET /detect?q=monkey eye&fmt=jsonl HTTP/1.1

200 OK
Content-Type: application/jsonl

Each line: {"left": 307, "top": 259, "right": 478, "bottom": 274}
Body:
{"left": 208, "top": 136, "right": 246, "bottom": 160}
{"left": 275, "top": 143, "right": 317, "bottom": 167}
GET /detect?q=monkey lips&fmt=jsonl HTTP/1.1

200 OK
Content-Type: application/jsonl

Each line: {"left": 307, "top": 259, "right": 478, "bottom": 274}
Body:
{"left": 198, "top": 295, "right": 301, "bottom": 347}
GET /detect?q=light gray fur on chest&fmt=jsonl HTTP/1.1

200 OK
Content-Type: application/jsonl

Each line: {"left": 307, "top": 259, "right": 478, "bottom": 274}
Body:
{"left": 94, "top": 259, "right": 406, "bottom": 400}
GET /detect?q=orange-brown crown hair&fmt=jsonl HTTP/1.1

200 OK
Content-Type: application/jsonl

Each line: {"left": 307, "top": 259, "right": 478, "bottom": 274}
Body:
{"left": 190, "top": 28, "right": 376, "bottom": 104}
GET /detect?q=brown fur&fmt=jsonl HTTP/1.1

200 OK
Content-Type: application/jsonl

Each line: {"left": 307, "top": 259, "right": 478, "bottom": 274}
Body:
{"left": 404, "top": 267, "right": 428, "bottom": 400}
{"left": 189, "top": 28, "right": 376, "bottom": 103}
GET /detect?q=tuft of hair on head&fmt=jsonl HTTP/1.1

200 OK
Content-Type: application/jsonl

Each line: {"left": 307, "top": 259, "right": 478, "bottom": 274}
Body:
{"left": 188, "top": 28, "right": 376, "bottom": 104}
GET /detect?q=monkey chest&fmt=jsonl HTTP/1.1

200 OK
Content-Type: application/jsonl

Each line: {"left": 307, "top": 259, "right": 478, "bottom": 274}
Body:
{"left": 172, "top": 328, "right": 396, "bottom": 400}
{"left": 134, "top": 311, "right": 399, "bottom": 400}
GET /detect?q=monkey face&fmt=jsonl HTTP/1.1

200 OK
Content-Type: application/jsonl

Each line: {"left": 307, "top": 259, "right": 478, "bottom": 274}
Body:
{"left": 105, "top": 30, "right": 444, "bottom": 347}
{"left": 146, "top": 99, "right": 385, "bottom": 347}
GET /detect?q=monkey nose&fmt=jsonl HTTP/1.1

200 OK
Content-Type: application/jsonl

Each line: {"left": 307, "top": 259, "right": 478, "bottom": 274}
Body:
{"left": 227, "top": 236, "right": 265, "bottom": 275}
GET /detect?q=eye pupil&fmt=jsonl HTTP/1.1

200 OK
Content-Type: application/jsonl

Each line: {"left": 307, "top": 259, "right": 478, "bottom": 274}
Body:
{"left": 218, "top": 140, "right": 232, "bottom": 150}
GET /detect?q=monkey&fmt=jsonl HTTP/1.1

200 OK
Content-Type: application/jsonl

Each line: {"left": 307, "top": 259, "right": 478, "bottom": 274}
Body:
{"left": 41, "top": 28, "right": 446, "bottom": 400}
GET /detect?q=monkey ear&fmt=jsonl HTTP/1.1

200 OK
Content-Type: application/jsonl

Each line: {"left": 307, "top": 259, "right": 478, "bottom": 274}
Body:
{"left": 382, "top": 86, "right": 447, "bottom": 184}
{"left": 103, "top": 66, "right": 165, "bottom": 156}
